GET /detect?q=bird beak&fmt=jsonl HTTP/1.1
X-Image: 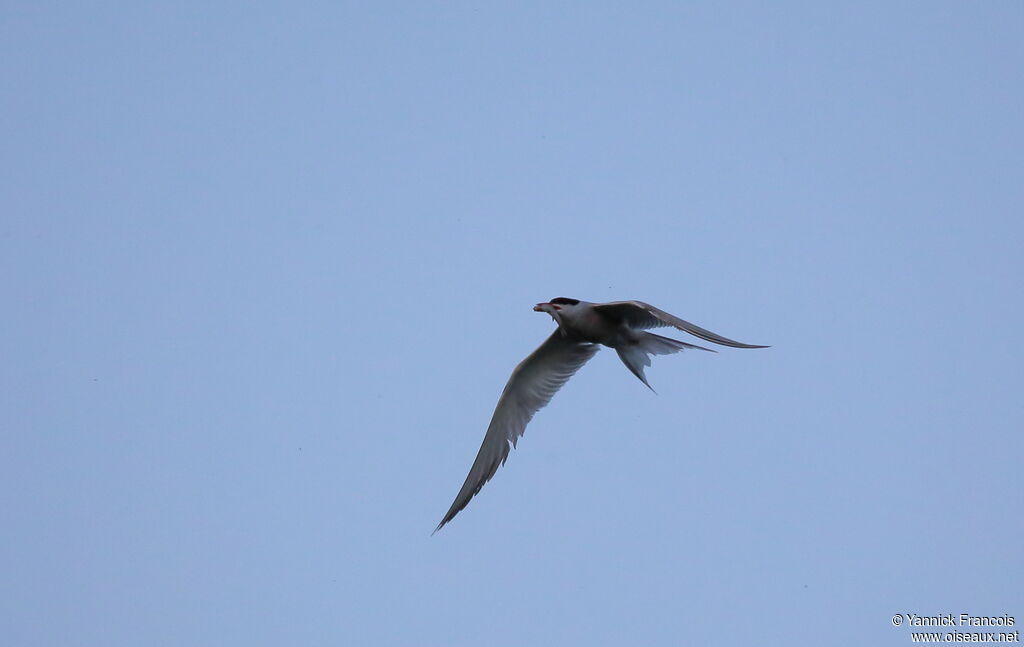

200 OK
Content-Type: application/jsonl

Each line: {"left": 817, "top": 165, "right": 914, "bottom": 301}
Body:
{"left": 533, "top": 303, "right": 547, "bottom": 312}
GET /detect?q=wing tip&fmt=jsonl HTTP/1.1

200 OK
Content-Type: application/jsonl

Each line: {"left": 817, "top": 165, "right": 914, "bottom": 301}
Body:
{"left": 432, "top": 503, "right": 462, "bottom": 535}
{"left": 433, "top": 510, "right": 457, "bottom": 535}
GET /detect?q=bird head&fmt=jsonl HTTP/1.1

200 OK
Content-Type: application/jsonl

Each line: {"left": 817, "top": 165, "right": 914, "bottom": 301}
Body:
{"left": 533, "top": 297, "right": 581, "bottom": 327}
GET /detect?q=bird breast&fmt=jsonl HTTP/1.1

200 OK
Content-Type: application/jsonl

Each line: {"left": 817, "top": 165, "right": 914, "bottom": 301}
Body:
{"left": 564, "top": 309, "right": 624, "bottom": 346}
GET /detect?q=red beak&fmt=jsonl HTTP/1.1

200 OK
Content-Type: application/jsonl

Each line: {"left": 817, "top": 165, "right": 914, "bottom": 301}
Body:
{"left": 533, "top": 303, "right": 547, "bottom": 311}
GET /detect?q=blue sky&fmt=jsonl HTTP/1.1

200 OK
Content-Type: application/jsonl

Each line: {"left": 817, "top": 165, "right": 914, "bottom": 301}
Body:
{"left": 2, "top": 3, "right": 1022, "bottom": 645}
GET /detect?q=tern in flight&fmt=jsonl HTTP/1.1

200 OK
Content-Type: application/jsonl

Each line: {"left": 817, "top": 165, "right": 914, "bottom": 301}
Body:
{"left": 434, "top": 298, "right": 768, "bottom": 533}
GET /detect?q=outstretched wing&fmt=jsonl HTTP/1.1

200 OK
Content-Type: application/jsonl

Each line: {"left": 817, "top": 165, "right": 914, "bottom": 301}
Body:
{"left": 592, "top": 300, "right": 769, "bottom": 349}
{"left": 434, "top": 331, "right": 599, "bottom": 532}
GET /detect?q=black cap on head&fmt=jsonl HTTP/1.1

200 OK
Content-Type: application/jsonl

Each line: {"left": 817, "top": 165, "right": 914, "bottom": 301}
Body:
{"left": 550, "top": 297, "right": 579, "bottom": 306}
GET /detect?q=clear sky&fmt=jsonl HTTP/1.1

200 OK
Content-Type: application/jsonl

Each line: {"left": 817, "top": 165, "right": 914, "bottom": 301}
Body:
{"left": 2, "top": 3, "right": 1022, "bottom": 646}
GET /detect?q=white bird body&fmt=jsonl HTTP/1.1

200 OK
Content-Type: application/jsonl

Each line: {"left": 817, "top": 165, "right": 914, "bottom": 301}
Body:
{"left": 434, "top": 297, "right": 767, "bottom": 533}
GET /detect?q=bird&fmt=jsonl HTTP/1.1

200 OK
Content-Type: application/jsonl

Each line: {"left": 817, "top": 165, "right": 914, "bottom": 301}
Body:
{"left": 433, "top": 298, "right": 768, "bottom": 533}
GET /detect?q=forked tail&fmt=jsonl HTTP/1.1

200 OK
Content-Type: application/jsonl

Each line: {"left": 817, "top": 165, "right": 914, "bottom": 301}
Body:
{"left": 615, "top": 332, "right": 714, "bottom": 392}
